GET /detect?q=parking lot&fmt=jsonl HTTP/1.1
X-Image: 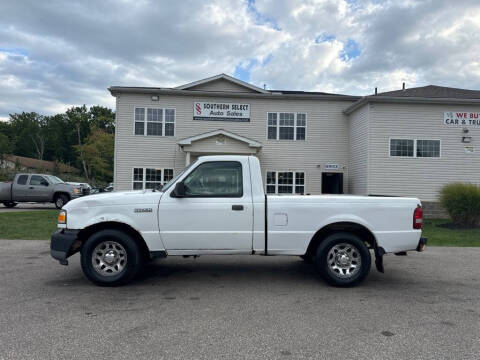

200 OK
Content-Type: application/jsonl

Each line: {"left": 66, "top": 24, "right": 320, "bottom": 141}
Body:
{"left": 0, "top": 241, "right": 479, "bottom": 360}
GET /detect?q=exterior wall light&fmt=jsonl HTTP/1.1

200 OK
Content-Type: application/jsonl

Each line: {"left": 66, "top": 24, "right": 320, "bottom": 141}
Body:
{"left": 151, "top": 95, "right": 159, "bottom": 101}
{"left": 462, "top": 136, "right": 472, "bottom": 143}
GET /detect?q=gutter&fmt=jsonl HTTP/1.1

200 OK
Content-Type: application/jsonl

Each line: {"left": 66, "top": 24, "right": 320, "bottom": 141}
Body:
{"left": 108, "top": 87, "right": 361, "bottom": 102}
{"left": 343, "top": 96, "right": 480, "bottom": 115}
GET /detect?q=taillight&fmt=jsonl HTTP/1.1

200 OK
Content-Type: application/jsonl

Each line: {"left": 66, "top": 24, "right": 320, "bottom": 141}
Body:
{"left": 413, "top": 205, "right": 423, "bottom": 229}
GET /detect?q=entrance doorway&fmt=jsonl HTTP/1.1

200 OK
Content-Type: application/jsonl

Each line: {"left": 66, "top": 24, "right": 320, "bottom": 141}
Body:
{"left": 322, "top": 172, "right": 343, "bottom": 194}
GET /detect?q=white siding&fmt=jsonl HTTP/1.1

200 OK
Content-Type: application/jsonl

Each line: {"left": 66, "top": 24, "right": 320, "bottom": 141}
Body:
{"left": 348, "top": 104, "right": 369, "bottom": 194}
{"left": 114, "top": 93, "right": 354, "bottom": 194}
{"left": 368, "top": 103, "right": 480, "bottom": 201}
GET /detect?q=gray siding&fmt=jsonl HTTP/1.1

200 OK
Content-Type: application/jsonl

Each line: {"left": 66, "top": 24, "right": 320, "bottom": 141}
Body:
{"left": 114, "top": 92, "right": 355, "bottom": 194}
{"left": 348, "top": 104, "right": 369, "bottom": 194}
{"left": 368, "top": 103, "right": 480, "bottom": 201}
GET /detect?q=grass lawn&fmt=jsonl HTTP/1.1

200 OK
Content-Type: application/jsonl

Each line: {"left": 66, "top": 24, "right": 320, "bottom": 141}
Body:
{"left": 0, "top": 211, "right": 478, "bottom": 246}
{"left": 423, "top": 219, "right": 480, "bottom": 247}
{"left": 0, "top": 210, "right": 58, "bottom": 240}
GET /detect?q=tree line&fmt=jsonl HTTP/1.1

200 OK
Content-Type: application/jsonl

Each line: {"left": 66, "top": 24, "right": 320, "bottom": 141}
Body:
{"left": 0, "top": 105, "right": 115, "bottom": 185}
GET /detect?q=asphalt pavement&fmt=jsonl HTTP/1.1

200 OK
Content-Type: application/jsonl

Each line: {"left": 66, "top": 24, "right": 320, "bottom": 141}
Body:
{"left": 0, "top": 241, "right": 479, "bottom": 360}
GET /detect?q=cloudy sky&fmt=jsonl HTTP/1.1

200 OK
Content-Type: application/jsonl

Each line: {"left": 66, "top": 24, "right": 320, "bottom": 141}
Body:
{"left": 1, "top": 0, "right": 480, "bottom": 120}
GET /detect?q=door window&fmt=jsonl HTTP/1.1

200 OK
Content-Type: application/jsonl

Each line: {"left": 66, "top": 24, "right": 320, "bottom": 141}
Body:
{"left": 30, "top": 175, "right": 48, "bottom": 186}
{"left": 183, "top": 161, "right": 243, "bottom": 197}
{"left": 17, "top": 175, "right": 28, "bottom": 185}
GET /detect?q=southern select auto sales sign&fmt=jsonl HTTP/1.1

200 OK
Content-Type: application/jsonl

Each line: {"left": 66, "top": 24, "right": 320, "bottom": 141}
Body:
{"left": 193, "top": 102, "right": 250, "bottom": 122}
{"left": 444, "top": 111, "right": 480, "bottom": 126}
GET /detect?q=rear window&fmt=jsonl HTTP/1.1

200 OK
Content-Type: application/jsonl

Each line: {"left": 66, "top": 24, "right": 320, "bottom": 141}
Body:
{"left": 17, "top": 175, "right": 28, "bottom": 185}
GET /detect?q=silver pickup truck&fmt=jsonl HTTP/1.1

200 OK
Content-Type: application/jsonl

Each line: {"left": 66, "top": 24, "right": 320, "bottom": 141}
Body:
{"left": 0, "top": 174, "right": 89, "bottom": 209}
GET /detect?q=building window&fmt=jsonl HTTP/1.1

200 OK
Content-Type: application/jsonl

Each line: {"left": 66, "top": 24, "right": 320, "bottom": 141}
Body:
{"left": 266, "top": 171, "right": 305, "bottom": 195}
{"left": 390, "top": 139, "right": 440, "bottom": 158}
{"left": 134, "top": 108, "right": 145, "bottom": 135}
{"left": 417, "top": 140, "right": 440, "bottom": 157}
{"left": 132, "top": 168, "right": 174, "bottom": 190}
{"left": 390, "top": 139, "right": 414, "bottom": 157}
{"left": 134, "top": 107, "right": 175, "bottom": 136}
{"left": 267, "top": 112, "right": 306, "bottom": 140}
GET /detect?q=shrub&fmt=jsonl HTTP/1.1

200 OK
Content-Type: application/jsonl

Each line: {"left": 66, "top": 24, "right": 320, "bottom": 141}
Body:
{"left": 439, "top": 183, "right": 480, "bottom": 228}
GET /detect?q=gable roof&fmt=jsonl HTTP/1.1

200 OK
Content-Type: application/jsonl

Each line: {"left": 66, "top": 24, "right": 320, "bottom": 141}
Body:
{"left": 175, "top": 73, "right": 269, "bottom": 94}
{"left": 344, "top": 85, "right": 480, "bottom": 114}
{"left": 178, "top": 129, "right": 262, "bottom": 148}
{"left": 375, "top": 85, "right": 480, "bottom": 99}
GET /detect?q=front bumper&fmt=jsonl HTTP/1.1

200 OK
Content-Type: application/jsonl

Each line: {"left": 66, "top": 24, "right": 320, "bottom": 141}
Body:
{"left": 50, "top": 229, "right": 81, "bottom": 264}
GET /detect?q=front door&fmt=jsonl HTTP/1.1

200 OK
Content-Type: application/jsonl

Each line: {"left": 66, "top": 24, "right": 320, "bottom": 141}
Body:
{"left": 158, "top": 160, "right": 253, "bottom": 251}
{"left": 27, "top": 175, "right": 51, "bottom": 201}
{"left": 322, "top": 172, "right": 344, "bottom": 194}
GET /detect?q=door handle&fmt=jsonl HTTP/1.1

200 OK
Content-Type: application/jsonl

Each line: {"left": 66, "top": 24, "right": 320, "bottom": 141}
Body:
{"left": 29, "top": 186, "right": 34, "bottom": 189}
{"left": 232, "top": 205, "right": 244, "bottom": 211}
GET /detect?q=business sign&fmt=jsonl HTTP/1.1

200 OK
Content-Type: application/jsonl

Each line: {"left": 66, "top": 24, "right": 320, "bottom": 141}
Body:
{"left": 193, "top": 102, "right": 250, "bottom": 122}
{"left": 324, "top": 164, "right": 340, "bottom": 170}
{"left": 444, "top": 112, "right": 480, "bottom": 127}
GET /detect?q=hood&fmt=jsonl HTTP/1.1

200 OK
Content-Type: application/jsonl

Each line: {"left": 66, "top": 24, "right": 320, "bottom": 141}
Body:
{"left": 63, "top": 189, "right": 163, "bottom": 210}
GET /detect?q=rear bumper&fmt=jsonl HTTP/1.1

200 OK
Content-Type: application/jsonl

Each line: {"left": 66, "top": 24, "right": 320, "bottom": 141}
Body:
{"left": 417, "top": 237, "right": 427, "bottom": 252}
{"left": 50, "top": 229, "right": 81, "bottom": 263}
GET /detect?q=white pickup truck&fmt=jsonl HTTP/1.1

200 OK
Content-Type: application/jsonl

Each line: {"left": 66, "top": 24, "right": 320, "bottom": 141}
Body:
{"left": 51, "top": 155, "right": 426, "bottom": 287}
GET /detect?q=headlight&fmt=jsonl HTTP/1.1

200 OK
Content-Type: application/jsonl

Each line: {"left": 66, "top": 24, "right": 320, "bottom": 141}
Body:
{"left": 58, "top": 210, "right": 67, "bottom": 224}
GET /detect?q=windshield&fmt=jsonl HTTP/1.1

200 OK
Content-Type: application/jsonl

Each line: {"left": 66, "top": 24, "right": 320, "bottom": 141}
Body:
{"left": 46, "top": 175, "right": 64, "bottom": 184}
{"left": 161, "top": 161, "right": 197, "bottom": 191}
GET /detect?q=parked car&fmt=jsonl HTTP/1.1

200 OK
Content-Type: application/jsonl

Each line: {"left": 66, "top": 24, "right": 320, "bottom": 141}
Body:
{"left": 50, "top": 155, "right": 426, "bottom": 287}
{"left": 0, "top": 174, "right": 90, "bottom": 209}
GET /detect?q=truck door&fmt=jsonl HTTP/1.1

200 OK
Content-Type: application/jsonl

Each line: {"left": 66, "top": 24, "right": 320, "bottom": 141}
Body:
{"left": 11, "top": 175, "right": 30, "bottom": 201}
{"left": 158, "top": 160, "right": 253, "bottom": 251}
{"left": 27, "top": 175, "right": 51, "bottom": 201}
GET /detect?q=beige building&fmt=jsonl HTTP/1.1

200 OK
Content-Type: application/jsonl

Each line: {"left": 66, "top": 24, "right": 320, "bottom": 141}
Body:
{"left": 109, "top": 74, "right": 480, "bottom": 205}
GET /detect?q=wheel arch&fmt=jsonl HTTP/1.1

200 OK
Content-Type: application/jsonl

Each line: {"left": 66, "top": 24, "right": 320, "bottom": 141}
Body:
{"left": 77, "top": 221, "right": 150, "bottom": 259}
{"left": 305, "top": 221, "right": 377, "bottom": 257}
{"left": 53, "top": 191, "right": 70, "bottom": 202}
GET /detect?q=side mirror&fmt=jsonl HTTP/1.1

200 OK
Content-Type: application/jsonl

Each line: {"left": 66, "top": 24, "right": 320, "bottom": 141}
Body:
{"left": 41, "top": 181, "right": 49, "bottom": 187}
{"left": 171, "top": 182, "right": 185, "bottom": 198}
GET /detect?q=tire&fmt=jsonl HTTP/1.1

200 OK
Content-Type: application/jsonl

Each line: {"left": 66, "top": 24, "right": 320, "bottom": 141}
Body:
{"left": 80, "top": 229, "right": 144, "bottom": 286}
{"left": 2, "top": 201, "right": 17, "bottom": 208}
{"left": 315, "top": 232, "right": 371, "bottom": 287}
{"left": 54, "top": 194, "right": 69, "bottom": 209}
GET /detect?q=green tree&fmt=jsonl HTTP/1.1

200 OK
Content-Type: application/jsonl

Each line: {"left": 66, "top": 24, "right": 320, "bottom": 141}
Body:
{"left": 66, "top": 106, "right": 92, "bottom": 181}
{"left": 75, "top": 128, "right": 114, "bottom": 184}
{"left": 8, "top": 112, "right": 47, "bottom": 159}
{"left": 90, "top": 106, "right": 115, "bottom": 134}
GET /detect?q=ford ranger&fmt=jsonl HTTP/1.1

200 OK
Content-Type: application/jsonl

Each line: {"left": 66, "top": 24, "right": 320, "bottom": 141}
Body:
{"left": 50, "top": 155, "right": 427, "bottom": 287}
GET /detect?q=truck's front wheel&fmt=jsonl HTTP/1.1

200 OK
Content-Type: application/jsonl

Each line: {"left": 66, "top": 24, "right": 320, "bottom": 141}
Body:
{"left": 80, "top": 229, "right": 143, "bottom": 286}
{"left": 54, "top": 194, "right": 69, "bottom": 209}
{"left": 315, "top": 232, "right": 371, "bottom": 287}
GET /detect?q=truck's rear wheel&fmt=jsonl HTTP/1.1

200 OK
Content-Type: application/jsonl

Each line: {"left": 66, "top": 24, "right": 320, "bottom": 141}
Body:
{"left": 80, "top": 229, "right": 143, "bottom": 286}
{"left": 2, "top": 201, "right": 17, "bottom": 208}
{"left": 315, "top": 232, "right": 371, "bottom": 287}
{"left": 54, "top": 194, "right": 69, "bottom": 209}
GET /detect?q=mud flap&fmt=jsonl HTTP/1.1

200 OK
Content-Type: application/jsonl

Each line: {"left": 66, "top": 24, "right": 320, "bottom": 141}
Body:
{"left": 374, "top": 246, "right": 385, "bottom": 273}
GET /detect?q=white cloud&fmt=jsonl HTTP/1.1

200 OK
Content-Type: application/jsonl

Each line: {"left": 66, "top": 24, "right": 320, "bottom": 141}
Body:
{"left": 0, "top": 0, "right": 480, "bottom": 118}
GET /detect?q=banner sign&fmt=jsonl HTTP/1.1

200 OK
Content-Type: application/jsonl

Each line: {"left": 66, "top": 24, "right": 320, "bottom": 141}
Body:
{"left": 193, "top": 102, "right": 250, "bottom": 122}
{"left": 444, "top": 112, "right": 480, "bottom": 126}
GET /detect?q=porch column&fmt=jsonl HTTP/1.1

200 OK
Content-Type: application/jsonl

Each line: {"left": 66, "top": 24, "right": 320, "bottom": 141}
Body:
{"left": 185, "top": 151, "right": 191, "bottom": 166}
